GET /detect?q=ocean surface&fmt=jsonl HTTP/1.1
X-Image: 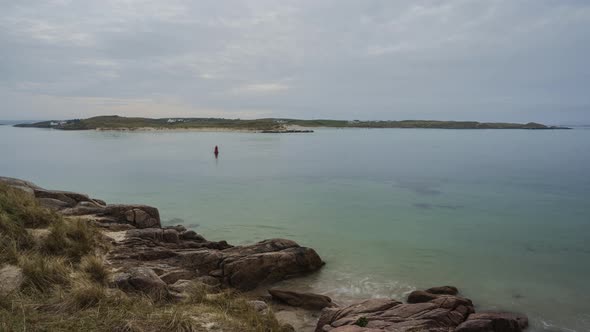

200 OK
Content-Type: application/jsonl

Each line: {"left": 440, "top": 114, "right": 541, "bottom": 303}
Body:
{"left": 1, "top": 125, "right": 589, "bottom": 331}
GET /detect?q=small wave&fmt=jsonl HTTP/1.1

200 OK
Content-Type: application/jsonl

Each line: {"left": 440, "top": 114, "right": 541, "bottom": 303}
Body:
{"left": 540, "top": 320, "right": 578, "bottom": 332}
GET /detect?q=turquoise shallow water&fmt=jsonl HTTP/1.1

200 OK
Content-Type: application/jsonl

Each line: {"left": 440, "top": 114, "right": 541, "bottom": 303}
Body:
{"left": 1, "top": 125, "right": 589, "bottom": 331}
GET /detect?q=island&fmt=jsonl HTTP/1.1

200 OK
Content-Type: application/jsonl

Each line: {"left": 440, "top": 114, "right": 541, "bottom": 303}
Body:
{"left": 14, "top": 115, "right": 569, "bottom": 132}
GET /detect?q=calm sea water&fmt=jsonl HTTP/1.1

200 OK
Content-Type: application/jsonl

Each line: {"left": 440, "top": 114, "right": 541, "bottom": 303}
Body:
{"left": 1, "top": 125, "right": 589, "bottom": 331}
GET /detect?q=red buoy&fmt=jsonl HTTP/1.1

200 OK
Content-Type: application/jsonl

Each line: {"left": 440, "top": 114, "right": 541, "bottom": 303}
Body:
{"left": 214, "top": 145, "right": 219, "bottom": 158}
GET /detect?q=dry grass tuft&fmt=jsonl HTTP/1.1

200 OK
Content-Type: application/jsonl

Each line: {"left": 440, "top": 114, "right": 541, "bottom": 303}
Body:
{"left": 42, "top": 218, "right": 100, "bottom": 261}
{"left": 0, "top": 183, "right": 60, "bottom": 228}
{"left": 80, "top": 255, "right": 110, "bottom": 284}
{"left": 19, "top": 253, "right": 71, "bottom": 292}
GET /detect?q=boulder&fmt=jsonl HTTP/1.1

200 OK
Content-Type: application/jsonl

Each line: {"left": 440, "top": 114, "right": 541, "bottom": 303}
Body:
{"left": 37, "top": 197, "right": 71, "bottom": 210}
{"left": 164, "top": 225, "right": 187, "bottom": 233}
{"left": 34, "top": 188, "right": 91, "bottom": 205}
{"left": 159, "top": 269, "right": 196, "bottom": 284}
{"left": 105, "top": 205, "right": 161, "bottom": 228}
{"left": 0, "top": 265, "right": 23, "bottom": 296}
{"left": 162, "top": 229, "right": 180, "bottom": 243}
{"left": 114, "top": 267, "right": 168, "bottom": 298}
{"left": 315, "top": 296, "right": 474, "bottom": 332}
{"left": 456, "top": 312, "right": 529, "bottom": 332}
{"left": 195, "top": 276, "right": 221, "bottom": 288}
{"left": 126, "top": 228, "right": 164, "bottom": 241}
{"left": 220, "top": 239, "right": 324, "bottom": 290}
{"left": 248, "top": 300, "right": 269, "bottom": 312}
{"left": 426, "top": 285, "right": 459, "bottom": 295}
{"left": 179, "top": 230, "right": 205, "bottom": 242}
{"left": 407, "top": 290, "right": 439, "bottom": 303}
{"left": 0, "top": 177, "right": 41, "bottom": 195}
{"left": 269, "top": 288, "right": 335, "bottom": 310}
{"left": 169, "top": 279, "right": 194, "bottom": 293}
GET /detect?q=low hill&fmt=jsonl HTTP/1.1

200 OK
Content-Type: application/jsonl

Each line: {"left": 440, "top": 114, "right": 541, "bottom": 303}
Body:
{"left": 14, "top": 115, "right": 568, "bottom": 131}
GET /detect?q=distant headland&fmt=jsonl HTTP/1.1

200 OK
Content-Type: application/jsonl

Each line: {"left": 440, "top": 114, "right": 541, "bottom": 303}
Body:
{"left": 14, "top": 115, "right": 570, "bottom": 132}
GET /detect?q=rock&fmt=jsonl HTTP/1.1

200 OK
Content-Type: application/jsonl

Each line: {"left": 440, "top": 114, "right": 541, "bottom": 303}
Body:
{"left": 126, "top": 228, "right": 164, "bottom": 241}
{"left": 78, "top": 200, "right": 105, "bottom": 208}
{"left": 220, "top": 239, "right": 324, "bottom": 291}
{"left": 164, "top": 225, "right": 187, "bottom": 233}
{"left": 248, "top": 300, "right": 269, "bottom": 312}
{"left": 169, "top": 279, "right": 194, "bottom": 293}
{"left": 61, "top": 205, "right": 107, "bottom": 216}
{"left": 426, "top": 285, "right": 459, "bottom": 295}
{"left": 269, "top": 288, "right": 335, "bottom": 310}
{"left": 407, "top": 290, "right": 439, "bottom": 303}
{"left": 34, "top": 188, "right": 91, "bottom": 205}
{"left": 0, "top": 176, "right": 41, "bottom": 195}
{"left": 159, "top": 269, "right": 196, "bottom": 284}
{"left": 180, "top": 249, "right": 225, "bottom": 272}
{"left": 456, "top": 312, "right": 529, "bottom": 332}
{"left": 0, "top": 265, "right": 23, "bottom": 296}
{"left": 195, "top": 276, "right": 221, "bottom": 288}
{"left": 105, "top": 205, "right": 161, "bottom": 228}
{"left": 179, "top": 230, "right": 205, "bottom": 242}
{"left": 37, "top": 197, "right": 71, "bottom": 210}
{"left": 114, "top": 267, "right": 169, "bottom": 298}
{"left": 94, "top": 199, "right": 107, "bottom": 206}
{"left": 315, "top": 295, "right": 475, "bottom": 332}
{"left": 162, "top": 229, "right": 180, "bottom": 243}
{"left": 126, "top": 208, "right": 160, "bottom": 228}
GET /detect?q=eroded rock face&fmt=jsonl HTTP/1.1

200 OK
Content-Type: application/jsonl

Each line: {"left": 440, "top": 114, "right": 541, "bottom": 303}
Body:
{"left": 316, "top": 287, "right": 526, "bottom": 332}
{"left": 269, "top": 288, "right": 336, "bottom": 310}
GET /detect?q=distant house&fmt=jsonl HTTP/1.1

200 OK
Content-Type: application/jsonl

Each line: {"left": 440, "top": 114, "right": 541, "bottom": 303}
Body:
{"left": 50, "top": 121, "right": 67, "bottom": 126}
{"left": 166, "top": 119, "right": 185, "bottom": 123}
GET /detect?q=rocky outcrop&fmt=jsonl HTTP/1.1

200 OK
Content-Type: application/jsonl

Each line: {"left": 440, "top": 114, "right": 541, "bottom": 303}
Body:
{"left": 217, "top": 239, "right": 324, "bottom": 290}
{"left": 269, "top": 289, "right": 336, "bottom": 310}
{"left": 0, "top": 176, "right": 161, "bottom": 229}
{"left": 315, "top": 287, "right": 527, "bottom": 332}
{"left": 108, "top": 231, "right": 323, "bottom": 291}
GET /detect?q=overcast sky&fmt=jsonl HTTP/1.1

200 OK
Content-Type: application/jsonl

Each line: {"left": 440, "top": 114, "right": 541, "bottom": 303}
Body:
{"left": 1, "top": 0, "right": 589, "bottom": 124}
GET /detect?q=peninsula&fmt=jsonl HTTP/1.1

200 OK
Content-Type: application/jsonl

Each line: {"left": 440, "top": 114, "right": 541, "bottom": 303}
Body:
{"left": 14, "top": 115, "right": 568, "bottom": 132}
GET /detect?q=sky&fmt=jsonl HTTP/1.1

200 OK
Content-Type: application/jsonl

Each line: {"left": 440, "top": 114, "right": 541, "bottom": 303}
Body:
{"left": 1, "top": 0, "right": 589, "bottom": 124}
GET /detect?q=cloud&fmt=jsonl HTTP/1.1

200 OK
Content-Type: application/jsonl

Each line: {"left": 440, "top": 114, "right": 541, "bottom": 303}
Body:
{"left": 231, "top": 83, "right": 289, "bottom": 96}
{"left": 0, "top": 0, "right": 589, "bottom": 123}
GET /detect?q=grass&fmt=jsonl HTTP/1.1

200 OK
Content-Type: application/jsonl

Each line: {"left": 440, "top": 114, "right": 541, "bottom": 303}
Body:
{"left": 80, "top": 255, "right": 110, "bottom": 284}
{"left": 19, "top": 253, "right": 71, "bottom": 292}
{"left": 0, "top": 183, "right": 293, "bottom": 332}
{"left": 42, "top": 218, "right": 102, "bottom": 261}
{"left": 0, "top": 183, "right": 61, "bottom": 228}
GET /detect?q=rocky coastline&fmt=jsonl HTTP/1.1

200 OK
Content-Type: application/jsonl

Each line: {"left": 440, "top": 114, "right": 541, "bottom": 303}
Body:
{"left": 1, "top": 176, "right": 529, "bottom": 332}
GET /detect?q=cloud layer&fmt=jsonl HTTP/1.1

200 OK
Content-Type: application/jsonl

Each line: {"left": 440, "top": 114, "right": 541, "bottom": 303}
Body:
{"left": 1, "top": 0, "right": 589, "bottom": 123}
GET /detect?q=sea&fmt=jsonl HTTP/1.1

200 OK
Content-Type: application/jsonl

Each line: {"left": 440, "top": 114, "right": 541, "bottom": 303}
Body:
{"left": 1, "top": 124, "right": 588, "bottom": 331}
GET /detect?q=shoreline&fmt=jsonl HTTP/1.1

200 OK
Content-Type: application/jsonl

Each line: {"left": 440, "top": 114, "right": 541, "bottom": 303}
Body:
{"left": 0, "top": 176, "right": 532, "bottom": 332}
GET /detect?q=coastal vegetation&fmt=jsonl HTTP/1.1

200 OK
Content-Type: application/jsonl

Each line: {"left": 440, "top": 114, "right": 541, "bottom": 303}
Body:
{"left": 0, "top": 183, "right": 291, "bottom": 332}
{"left": 14, "top": 115, "right": 566, "bottom": 131}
